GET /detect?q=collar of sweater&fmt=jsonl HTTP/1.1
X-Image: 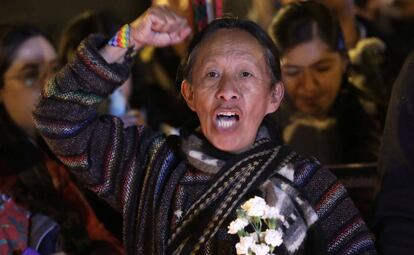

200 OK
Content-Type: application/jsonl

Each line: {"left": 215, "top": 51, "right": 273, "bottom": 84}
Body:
{"left": 179, "top": 125, "right": 273, "bottom": 175}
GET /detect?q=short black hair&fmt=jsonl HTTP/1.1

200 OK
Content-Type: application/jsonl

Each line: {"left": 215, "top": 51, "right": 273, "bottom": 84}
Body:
{"left": 179, "top": 17, "right": 281, "bottom": 85}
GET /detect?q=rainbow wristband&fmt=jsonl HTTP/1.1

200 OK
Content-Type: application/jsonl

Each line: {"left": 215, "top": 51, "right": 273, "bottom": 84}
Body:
{"left": 108, "top": 24, "right": 130, "bottom": 48}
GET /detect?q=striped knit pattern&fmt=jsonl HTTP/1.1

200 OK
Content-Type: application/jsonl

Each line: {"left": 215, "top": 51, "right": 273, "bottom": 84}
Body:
{"left": 328, "top": 216, "right": 367, "bottom": 254}
{"left": 294, "top": 157, "right": 319, "bottom": 187}
{"left": 340, "top": 233, "right": 376, "bottom": 255}
{"left": 76, "top": 42, "right": 128, "bottom": 84}
{"left": 119, "top": 128, "right": 140, "bottom": 212}
{"left": 43, "top": 79, "right": 103, "bottom": 106}
{"left": 57, "top": 154, "right": 89, "bottom": 170}
{"left": 33, "top": 35, "right": 376, "bottom": 255}
{"left": 90, "top": 117, "right": 124, "bottom": 195}
{"left": 34, "top": 115, "right": 94, "bottom": 139}
{"left": 315, "top": 181, "right": 348, "bottom": 218}
{"left": 292, "top": 157, "right": 376, "bottom": 255}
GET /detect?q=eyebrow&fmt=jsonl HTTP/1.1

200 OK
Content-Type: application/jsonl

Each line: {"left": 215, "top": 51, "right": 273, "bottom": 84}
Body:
{"left": 283, "top": 57, "right": 335, "bottom": 69}
{"left": 7, "top": 62, "right": 40, "bottom": 74}
{"left": 15, "top": 59, "right": 60, "bottom": 72}
{"left": 311, "top": 58, "right": 334, "bottom": 67}
{"left": 19, "top": 63, "right": 40, "bottom": 70}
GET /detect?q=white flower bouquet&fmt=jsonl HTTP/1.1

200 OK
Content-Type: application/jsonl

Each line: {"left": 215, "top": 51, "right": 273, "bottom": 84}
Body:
{"left": 228, "top": 196, "right": 285, "bottom": 255}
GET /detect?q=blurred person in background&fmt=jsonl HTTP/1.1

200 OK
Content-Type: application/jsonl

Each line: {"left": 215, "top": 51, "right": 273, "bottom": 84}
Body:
{"left": 0, "top": 22, "right": 123, "bottom": 255}
{"left": 298, "top": 0, "right": 390, "bottom": 122}
{"left": 247, "top": 0, "right": 390, "bottom": 120}
{"left": 269, "top": 1, "right": 382, "bottom": 165}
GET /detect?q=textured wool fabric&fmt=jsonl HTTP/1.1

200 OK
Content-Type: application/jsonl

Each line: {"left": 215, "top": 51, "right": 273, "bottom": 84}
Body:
{"left": 33, "top": 35, "right": 377, "bottom": 255}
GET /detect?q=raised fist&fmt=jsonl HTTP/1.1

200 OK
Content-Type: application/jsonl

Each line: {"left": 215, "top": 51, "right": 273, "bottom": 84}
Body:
{"left": 130, "top": 6, "right": 192, "bottom": 49}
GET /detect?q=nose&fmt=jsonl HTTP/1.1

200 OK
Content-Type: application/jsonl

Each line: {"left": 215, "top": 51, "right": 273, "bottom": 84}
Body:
{"left": 299, "top": 69, "right": 319, "bottom": 93}
{"left": 215, "top": 74, "right": 241, "bottom": 101}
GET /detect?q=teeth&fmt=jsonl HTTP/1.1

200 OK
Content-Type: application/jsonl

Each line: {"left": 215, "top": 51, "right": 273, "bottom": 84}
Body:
{"left": 217, "top": 118, "right": 237, "bottom": 128}
{"left": 218, "top": 112, "right": 236, "bottom": 117}
{"left": 216, "top": 111, "right": 239, "bottom": 129}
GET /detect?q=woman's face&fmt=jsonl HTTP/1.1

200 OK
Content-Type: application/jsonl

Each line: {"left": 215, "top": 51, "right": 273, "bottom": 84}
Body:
{"left": 1, "top": 36, "right": 58, "bottom": 138}
{"left": 281, "top": 38, "right": 346, "bottom": 118}
{"left": 181, "top": 29, "right": 283, "bottom": 153}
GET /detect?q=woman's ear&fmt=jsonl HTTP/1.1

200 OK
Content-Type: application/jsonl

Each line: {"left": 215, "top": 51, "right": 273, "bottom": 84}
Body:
{"left": 181, "top": 80, "right": 196, "bottom": 111}
{"left": 266, "top": 81, "right": 284, "bottom": 114}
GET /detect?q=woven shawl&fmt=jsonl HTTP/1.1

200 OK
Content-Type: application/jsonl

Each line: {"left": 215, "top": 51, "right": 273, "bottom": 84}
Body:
{"left": 167, "top": 141, "right": 295, "bottom": 254}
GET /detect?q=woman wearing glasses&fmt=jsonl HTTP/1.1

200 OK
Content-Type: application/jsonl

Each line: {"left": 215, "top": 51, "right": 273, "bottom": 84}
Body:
{"left": 0, "top": 23, "right": 123, "bottom": 255}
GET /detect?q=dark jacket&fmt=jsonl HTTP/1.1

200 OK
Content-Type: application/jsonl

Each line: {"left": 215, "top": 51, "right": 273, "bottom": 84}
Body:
{"left": 374, "top": 51, "right": 414, "bottom": 254}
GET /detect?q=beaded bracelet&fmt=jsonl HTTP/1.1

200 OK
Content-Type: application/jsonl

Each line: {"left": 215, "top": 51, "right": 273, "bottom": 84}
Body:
{"left": 108, "top": 24, "right": 131, "bottom": 48}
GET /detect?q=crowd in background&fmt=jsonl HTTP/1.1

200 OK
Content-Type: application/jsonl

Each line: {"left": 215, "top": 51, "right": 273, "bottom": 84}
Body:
{"left": 1, "top": 0, "right": 414, "bottom": 254}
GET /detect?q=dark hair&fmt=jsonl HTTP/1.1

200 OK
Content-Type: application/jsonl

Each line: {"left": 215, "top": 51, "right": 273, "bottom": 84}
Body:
{"left": 269, "top": 1, "right": 346, "bottom": 54}
{"left": 0, "top": 23, "right": 96, "bottom": 254}
{"left": 180, "top": 17, "right": 281, "bottom": 85}
{"left": 59, "top": 10, "right": 123, "bottom": 64}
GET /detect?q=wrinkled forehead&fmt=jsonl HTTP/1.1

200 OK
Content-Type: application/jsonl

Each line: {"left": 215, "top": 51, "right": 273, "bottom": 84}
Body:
{"left": 194, "top": 29, "right": 267, "bottom": 60}
{"left": 201, "top": 28, "right": 261, "bottom": 46}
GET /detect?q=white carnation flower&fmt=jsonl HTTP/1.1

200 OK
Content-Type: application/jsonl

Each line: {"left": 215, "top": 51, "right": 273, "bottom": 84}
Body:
{"left": 231, "top": 196, "right": 284, "bottom": 254}
{"left": 228, "top": 217, "right": 249, "bottom": 234}
{"left": 263, "top": 206, "right": 285, "bottom": 222}
{"left": 263, "top": 206, "right": 277, "bottom": 219}
{"left": 249, "top": 232, "right": 259, "bottom": 242}
{"left": 250, "top": 243, "right": 270, "bottom": 255}
{"left": 241, "top": 196, "right": 267, "bottom": 217}
{"left": 235, "top": 236, "right": 256, "bottom": 254}
{"left": 264, "top": 229, "right": 283, "bottom": 247}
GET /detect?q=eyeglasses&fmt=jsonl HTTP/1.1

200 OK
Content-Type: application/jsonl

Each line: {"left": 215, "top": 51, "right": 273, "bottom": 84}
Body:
{"left": 4, "top": 61, "right": 61, "bottom": 88}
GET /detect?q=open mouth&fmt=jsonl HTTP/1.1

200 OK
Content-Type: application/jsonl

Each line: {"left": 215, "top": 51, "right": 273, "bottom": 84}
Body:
{"left": 216, "top": 112, "right": 240, "bottom": 129}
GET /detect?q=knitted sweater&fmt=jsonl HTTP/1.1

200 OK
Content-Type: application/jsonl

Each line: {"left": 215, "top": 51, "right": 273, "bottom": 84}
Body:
{"left": 33, "top": 35, "right": 376, "bottom": 255}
